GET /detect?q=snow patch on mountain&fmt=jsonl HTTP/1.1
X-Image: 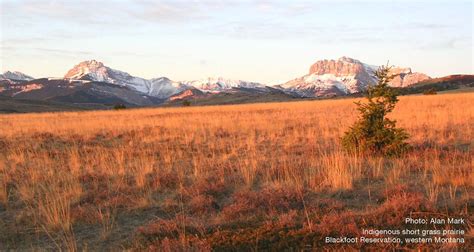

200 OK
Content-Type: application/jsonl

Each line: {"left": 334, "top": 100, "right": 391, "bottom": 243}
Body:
{"left": 61, "top": 58, "right": 430, "bottom": 100}
{"left": 281, "top": 56, "right": 430, "bottom": 97}
{"left": 12, "top": 83, "right": 43, "bottom": 96}
{"left": 64, "top": 60, "right": 151, "bottom": 93}
{"left": 149, "top": 77, "right": 188, "bottom": 99}
{"left": 64, "top": 60, "right": 266, "bottom": 99}
{"left": 0, "top": 71, "right": 34, "bottom": 81}
{"left": 182, "top": 77, "right": 265, "bottom": 92}
{"left": 282, "top": 73, "right": 364, "bottom": 96}
{"left": 64, "top": 60, "right": 270, "bottom": 99}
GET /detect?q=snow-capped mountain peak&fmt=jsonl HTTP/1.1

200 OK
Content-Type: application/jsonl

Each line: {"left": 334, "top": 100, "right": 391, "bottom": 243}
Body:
{"left": 61, "top": 57, "right": 430, "bottom": 100}
{"left": 148, "top": 77, "right": 188, "bottom": 99}
{"left": 0, "top": 71, "right": 34, "bottom": 81}
{"left": 64, "top": 60, "right": 153, "bottom": 94}
{"left": 182, "top": 77, "right": 265, "bottom": 92}
{"left": 64, "top": 60, "right": 194, "bottom": 99}
{"left": 64, "top": 59, "right": 107, "bottom": 80}
{"left": 281, "top": 57, "right": 430, "bottom": 97}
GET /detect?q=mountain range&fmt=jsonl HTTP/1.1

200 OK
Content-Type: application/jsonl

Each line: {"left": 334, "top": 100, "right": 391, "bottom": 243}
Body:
{"left": 2, "top": 57, "right": 470, "bottom": 112}
{"left": 0, "top": 71, "right": 34, "bottom": 82}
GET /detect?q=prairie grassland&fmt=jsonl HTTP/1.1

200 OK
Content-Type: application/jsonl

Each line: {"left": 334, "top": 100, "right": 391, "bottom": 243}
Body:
{"left": 0, "top": 93, "right": 472, "bottom": 250}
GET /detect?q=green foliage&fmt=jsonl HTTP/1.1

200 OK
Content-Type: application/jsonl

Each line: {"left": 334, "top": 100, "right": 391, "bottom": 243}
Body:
{"left": 342, "top": 64, "right": 410, "bottom": 156}
{"left": 182, "top": 100, "right": 191, "bottom": 107}
{"left": 113, "top": 104, "right": 127, "bottom": 110}
{"left": 423, "top": 88, "right": 437, "bottom": 95}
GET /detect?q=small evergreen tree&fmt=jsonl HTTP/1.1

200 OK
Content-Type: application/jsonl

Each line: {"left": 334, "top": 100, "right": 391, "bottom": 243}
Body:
{"left": 182, "top": 100, "right": 191, "bottom": 107}
{"left": 342, "top": 64, "right": 409, "bottom": 156}
{"left": 113, "top": 103, "right": 127, "bottom": 110}
{"left": 423, "top": 88, "right": 437, "bottom": 95}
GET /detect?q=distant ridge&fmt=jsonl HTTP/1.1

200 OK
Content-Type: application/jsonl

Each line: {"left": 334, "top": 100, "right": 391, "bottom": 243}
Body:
{"left": 0, "top": 71, "right": 34, "bottom": 81}
{"left": 0, "top": 57, "right": 453, "bottom": 111}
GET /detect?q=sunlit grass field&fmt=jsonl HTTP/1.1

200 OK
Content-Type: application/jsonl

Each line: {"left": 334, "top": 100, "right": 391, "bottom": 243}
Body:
{"left": 0, "top": 93, "right": 472, "bottom": 250}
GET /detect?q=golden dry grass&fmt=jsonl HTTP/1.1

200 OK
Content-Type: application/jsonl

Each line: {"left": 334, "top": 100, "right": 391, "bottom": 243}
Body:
{"left": 0, "top": 93, "right": 472, "bottom": 250}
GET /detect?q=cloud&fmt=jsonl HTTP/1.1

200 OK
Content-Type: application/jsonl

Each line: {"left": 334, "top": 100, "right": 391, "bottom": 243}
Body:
{"left": 416, "top": 36, "right": 472, "bottom": 50}
{"left": 205, "top": 17, "right": 453, "bottom": 43}
{"left": 128, "top": 0, "right": 209, "bottom": 23}
{"left": 1, "top": 0, "right": 134, "bottom": 27}
{"left": 1, "top": 0, "right": 240, "bottom": 34}
{"left": 2, "top": 38, "right": 51, "bottom": 45}
{"left": 1, "top": 46, "right": 94, "bottom": 59}
{"left": 2, "top": 1, "right": 459, "bottom": 35}
{"left": 1, "top": 0, "right": 470, "bottom": 58}
{"left": 33, "top": 47, "right": 93, "bottom": 56}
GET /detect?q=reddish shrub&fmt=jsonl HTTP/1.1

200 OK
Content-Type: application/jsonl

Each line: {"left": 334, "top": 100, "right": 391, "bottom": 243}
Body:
{"left": 188, "top": 194, "right": 218, "bottom": 215}
{"left": 221, "top": 187, "right": 304, "bottom": 222}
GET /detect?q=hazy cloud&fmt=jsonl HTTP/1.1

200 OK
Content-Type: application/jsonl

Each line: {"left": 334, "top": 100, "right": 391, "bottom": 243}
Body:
{"left": 2, "top": 0, "right": 127, "bottom": 25}
{"left": 129, "top": 0, "right": 211, "bottom": 23}
{"left": 1, "top": 0, "right": 460, "bottom": 37}
{"left": 1, "top": 0, "right": 471, "bottom": 79}
{"left": 416, "top": 36, "right": 472, "bottom": 50}
{"left": 33, "top": 47, "right": 93, "bottom": 56}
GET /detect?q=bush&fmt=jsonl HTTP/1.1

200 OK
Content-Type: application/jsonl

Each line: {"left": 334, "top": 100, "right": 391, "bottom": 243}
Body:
{"left": 423, "top": 88, "right": 437, "bottom": 95}
{"left": 182, "top": 100, "right": 191, "bottom": 107}
{"left": 113, "top": 104, "right": 127, "bottom": 110}
{"left": 342, "top": 64, "right": 410, "bottom": 156}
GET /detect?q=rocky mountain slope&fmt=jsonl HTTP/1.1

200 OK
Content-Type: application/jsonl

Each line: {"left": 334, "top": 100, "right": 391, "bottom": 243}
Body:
{"left": 0, "top": 78, "right": 161, "bottom": 106}
{"left": 395, "top": 74, "right": 474, "bottom": 95}
{"left": 182, "top": 77, "right": 265, "bottom": 92}
{"left": 64, "top": 60, "right": 260, "bottom": 99}
{"left": 0, "top": 71, "right": 34, "bottom": 81}
{"left": 0, "top": 57, "right": 437, "bottom": 109}
{"left": 280, "top": 57, "right": 430, "bottom": 97}
{"left": 64, "top": 60, "right": 180, "bottom": 98}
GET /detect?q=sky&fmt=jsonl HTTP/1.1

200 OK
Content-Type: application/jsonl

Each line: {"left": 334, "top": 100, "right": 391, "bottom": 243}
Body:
{"left": 0, "top": 0, "right": 472, "bottom": 84}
